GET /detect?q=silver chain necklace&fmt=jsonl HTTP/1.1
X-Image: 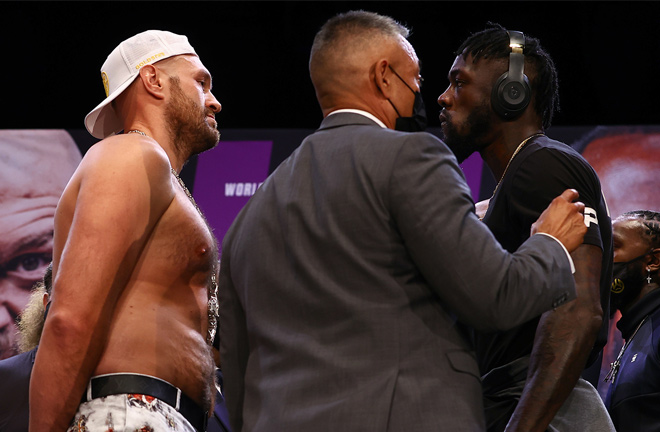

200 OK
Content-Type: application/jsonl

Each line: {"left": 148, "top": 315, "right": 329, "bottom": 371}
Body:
{"left": 603, "top": 315, "right": 648, "bottom": 383}
{"left": 126, "top": 129, "right": 219, "bottom": 345}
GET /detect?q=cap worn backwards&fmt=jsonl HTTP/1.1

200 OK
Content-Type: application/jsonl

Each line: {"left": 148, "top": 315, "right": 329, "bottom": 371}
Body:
{"left": 84, "top": 30, "right": 197, "bottom": 139}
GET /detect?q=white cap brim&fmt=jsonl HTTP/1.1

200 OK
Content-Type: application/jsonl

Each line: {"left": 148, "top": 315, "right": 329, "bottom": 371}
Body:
{"left": 84, "top": 74, "right": 139, "bottom": 139}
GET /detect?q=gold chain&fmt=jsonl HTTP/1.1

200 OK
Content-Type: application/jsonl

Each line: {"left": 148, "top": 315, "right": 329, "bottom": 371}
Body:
{"left": 492, "top": 133, "right": 544, "bottom": 197}
{"left": 125, "top": 129, "right": 218, "bottom": 345}
{"left": 126, "top": 130, "right": 201, "bottom": 212}
{"left": 126, "top": 129, "right": 147, "bottom": 136}
{"left": 170, "top": 168, "right": 203, "bottom": 215}
{"left": 168, "top": 169, "right": 218, "bottom": 345}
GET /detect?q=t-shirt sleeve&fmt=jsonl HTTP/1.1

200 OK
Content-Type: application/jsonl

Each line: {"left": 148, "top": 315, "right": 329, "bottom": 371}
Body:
{"left": 508, "top": 147, "right": 603, "bottom": 250}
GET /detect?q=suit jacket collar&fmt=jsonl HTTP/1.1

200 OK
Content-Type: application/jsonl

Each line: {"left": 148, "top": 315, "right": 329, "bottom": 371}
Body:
{"left": 318, "top": 111, "right": 384, "bottom": 131}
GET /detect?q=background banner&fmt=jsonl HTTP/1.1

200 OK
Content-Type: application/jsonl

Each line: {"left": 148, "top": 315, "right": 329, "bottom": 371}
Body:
{"left": 194, "top": 140, "right": 273, "bottom": 247}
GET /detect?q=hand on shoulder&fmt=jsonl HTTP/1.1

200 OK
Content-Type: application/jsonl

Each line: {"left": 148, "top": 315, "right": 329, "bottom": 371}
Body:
{"left": 531, "top": 189, "right": 587, "bottom": 253}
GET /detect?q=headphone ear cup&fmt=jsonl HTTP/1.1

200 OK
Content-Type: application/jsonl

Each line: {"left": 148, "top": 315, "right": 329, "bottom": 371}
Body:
{"left": 491, "top": 71, "right": 531, "bottom": 120}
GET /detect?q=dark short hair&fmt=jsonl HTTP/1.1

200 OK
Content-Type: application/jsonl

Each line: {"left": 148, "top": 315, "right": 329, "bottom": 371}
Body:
{"left": 621, "top": 210, "right": 660, "bottom": 247}
{"left": 310, "top": 10, "right": 409, "bottom": 68}
{"left": 456, "top": 22, "right": 559, "bottom": 130}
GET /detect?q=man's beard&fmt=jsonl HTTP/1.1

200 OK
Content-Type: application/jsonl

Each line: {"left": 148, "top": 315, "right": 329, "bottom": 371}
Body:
{"left": 166, "top": 77, "right": 220, "bottom": 161}
{"left": 0, "top": 324, "right": 19, "bottom": 360}
{"left": 442, "top": 101, "right": 494, "bottom": 163}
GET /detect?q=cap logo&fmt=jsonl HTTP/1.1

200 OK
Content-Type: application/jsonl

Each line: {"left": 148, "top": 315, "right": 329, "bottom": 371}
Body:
{"left": 135, "top": 52, "right": 166, "bottom": 70}
{"left": 101, "top": 72, "right": 109, "bottom": 97}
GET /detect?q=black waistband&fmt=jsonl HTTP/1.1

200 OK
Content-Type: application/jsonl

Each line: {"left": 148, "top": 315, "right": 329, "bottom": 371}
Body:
{"left": 82, "top": 373, "right": 208, "bottom": 432}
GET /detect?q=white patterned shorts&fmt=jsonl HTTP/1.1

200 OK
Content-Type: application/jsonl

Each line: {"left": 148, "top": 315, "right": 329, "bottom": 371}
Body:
{"left": 67, "top": 393, "right": 197, "bottom": 432}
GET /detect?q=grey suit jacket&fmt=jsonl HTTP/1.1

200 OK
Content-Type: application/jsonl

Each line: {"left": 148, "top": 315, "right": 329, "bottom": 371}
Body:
{"left": 219, "top": 112, "right": 575, "bottom": 432}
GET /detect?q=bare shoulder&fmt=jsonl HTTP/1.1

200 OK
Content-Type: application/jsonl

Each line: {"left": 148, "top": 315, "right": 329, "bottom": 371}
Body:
{"left": 78, "top": 134, "right": 174, "bottom": 204}
{"left": 83, "top": 134, "right": 170, "bottom": 177}
{"left": 54, "top": 134, "right": 178, "bottom": 239}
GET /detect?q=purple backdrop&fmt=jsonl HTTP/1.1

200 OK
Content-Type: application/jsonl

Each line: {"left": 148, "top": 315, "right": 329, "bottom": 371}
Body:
{"left": 193, "top": 140, "right": 273, "bottom": 246}
{"left": 192, "top": 137, "right": 485, "bottom": 246}
{"left": 459, "top": 152, "right": 483, "bottom": 202}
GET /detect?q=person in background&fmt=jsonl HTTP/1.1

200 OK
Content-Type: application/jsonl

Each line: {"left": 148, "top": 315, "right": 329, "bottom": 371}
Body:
{"left": 0, "top": 263, "right": 51, "bottom": 431}
{"left": 208, "top": 361, "right": 233, "bottom": 432}
{"left": 604, "top": 210, "right": 660, "bottom": 431}
{"left": 210, "top": 337, "right": 233, "bottom": 432}
{"left": 574, "top": 125, "right": 660, "bottom": 394}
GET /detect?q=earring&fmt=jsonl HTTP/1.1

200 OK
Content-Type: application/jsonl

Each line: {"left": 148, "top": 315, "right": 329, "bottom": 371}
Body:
{"left": 648, "top": 268, "right": 653, "bottom": 284}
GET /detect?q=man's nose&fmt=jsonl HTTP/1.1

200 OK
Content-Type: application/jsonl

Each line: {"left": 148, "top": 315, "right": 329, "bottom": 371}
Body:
{"left": 0, "top": 305, "right": 13, "bottom": 329}
{"left": 208, "top": 93, "right": 222, "bottom": 113}
{"left": 438, "top": 90, "right": 450, "bottom": 108}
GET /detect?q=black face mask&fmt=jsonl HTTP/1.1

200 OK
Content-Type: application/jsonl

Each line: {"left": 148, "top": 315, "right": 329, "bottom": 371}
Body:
{"left": 610, "top": 252, "right": 649, "bottom": 314}
{"left": 387, "top": 66, "right": 428, "bottom": 132}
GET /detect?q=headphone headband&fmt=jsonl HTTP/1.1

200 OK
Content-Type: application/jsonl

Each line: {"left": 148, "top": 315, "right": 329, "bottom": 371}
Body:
{"left": 508, "top": 31, "right": 525, "bottom": 53}
{"left": 491, "top": 30, "right": 531, "bottom": 120}
{"left": 507, "top": 31, "right": 525, "bottom": 82}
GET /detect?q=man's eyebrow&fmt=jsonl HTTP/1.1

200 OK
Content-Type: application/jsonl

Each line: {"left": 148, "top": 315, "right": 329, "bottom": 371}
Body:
{"left": 448, "top": 68, "right": 462, "bottom": 80}
{"left": 195, "top": 68, "right": 213, "bottom": 87}
{"left": 203, "top": 70, "right": 213, "bottom": 89}
{"left": 0, "top": 231, "right": 53, "bottom": 264}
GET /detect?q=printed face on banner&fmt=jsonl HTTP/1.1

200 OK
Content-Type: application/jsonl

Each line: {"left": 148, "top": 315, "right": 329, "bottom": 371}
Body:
{"left": 581, "top": 131, "right": 660, "bottom": 219}
{"left": 0, "top": 130, "right": 81, "bottom": 360}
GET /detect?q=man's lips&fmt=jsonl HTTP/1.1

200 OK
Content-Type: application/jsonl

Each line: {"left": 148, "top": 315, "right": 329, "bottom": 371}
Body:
{"left": 438, "top": 111, "right": 448, "bottom": 126}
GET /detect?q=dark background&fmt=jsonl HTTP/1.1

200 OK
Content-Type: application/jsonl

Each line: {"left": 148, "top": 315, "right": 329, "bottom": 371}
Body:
{"left": 3, "top": 1, "right": 659, "bottom": 132}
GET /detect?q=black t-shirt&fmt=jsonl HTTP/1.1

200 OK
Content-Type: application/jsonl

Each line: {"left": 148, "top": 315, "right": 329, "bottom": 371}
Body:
{"left": 477, "top": 135, "right": 613, "bottom": 375}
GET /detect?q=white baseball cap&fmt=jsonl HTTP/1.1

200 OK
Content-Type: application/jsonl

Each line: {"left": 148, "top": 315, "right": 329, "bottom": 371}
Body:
{"left": 84, "top": 30, "right": 197, "bottom": 139}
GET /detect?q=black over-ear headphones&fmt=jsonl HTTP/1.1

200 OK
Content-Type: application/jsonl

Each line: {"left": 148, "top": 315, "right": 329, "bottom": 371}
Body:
{"left": 491, "top": 30, "right": 531, "bottom": 120}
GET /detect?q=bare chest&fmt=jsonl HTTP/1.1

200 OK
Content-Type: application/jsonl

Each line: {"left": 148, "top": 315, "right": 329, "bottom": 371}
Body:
{"left": 155, "top": 185, "right": 218, "bottom": 274}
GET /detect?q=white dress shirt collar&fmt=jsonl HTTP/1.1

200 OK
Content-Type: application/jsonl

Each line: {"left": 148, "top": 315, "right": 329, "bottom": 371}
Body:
{"left": 327, "top": 109, "right": 387, "bottom": 129}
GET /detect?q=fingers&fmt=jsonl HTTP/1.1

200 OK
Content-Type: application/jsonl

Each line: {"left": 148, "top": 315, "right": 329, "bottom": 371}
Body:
{"left": 558, "top": 188, "right": 585, "bottom": 214}
{"left": 559, "top": 188, "right": 579, "bottom": 202}
{"left": 532, "top": 189, "right": 589, "bottom": 252}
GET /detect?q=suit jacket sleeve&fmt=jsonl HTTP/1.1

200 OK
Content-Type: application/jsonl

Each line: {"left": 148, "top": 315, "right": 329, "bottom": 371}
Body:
{"left": 218, "top": 251, "right": 247, "bottom": 432}
{"left": 389, "top": 133, "right": 575, "bottom": 332}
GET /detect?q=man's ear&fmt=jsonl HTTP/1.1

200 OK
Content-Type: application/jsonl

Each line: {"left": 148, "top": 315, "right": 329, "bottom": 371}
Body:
{"left": 649, "top": 248, "right": 660, "bottom": 272}
{"left": 138, "top": 64, "right": 167, "bottom": 100}
{"left": 374, "top": 59, "right": 394, "bottom": 99}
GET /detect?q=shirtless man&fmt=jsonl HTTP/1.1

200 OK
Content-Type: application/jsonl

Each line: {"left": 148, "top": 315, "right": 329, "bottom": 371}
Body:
{"left": 29, "top": 30, "right": 222, "bottom": 431}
